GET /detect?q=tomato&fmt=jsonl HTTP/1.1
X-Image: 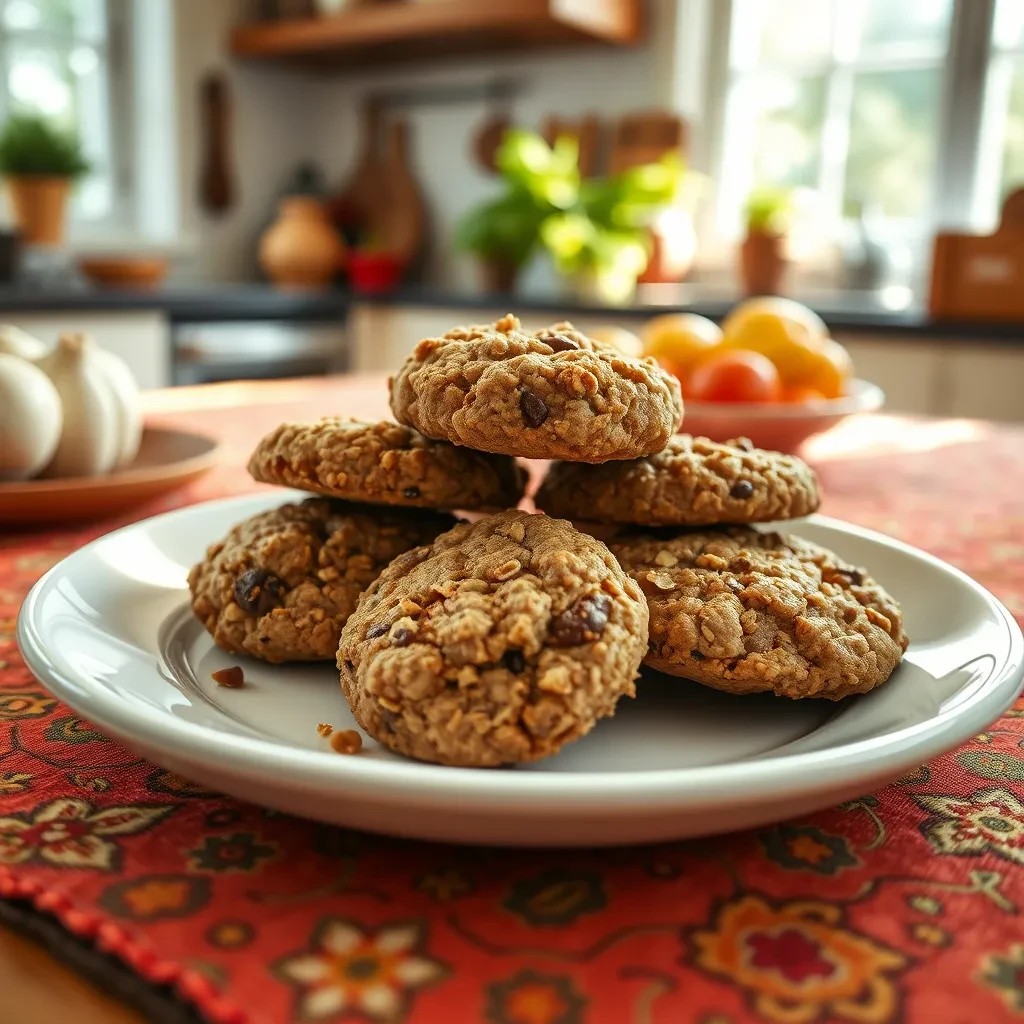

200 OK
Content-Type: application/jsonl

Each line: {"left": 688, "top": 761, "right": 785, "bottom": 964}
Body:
{"left": 781, "top": 385, "right": 828, "bottom": 404}
{"left": 686, "top": 350, "right": 782, "bottom": 404}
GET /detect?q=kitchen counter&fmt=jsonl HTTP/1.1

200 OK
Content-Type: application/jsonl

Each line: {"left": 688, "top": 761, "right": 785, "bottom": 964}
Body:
{"left": 0, "top": 282, "right": 1023, "bottom": 340}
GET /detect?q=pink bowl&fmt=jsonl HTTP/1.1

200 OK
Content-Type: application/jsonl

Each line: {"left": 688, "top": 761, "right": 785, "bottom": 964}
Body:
{"left": 680, "top": 378, "right": 885, "bottom": 453}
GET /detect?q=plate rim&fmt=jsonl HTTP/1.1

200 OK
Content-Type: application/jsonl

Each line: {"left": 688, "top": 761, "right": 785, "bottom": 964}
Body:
{"left": 17, "top": 495, "right": 1024, "bottom": 813}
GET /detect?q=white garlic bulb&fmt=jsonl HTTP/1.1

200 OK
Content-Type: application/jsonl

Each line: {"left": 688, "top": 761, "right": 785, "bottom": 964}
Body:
{"left": 36, "top": 333, "right": 143, "bottom": 478}
{"left": 0, "top": 324, "right": 48, "bottom": 360}
{"left": 0, "top": 353, "right": 63, "bottom": 481}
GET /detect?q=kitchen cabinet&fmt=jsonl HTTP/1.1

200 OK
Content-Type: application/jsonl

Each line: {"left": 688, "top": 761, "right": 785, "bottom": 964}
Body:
{"left": 943, "top": 345, "right": 1024, "bottom": 422}
{"left": 348, "top": 302, "right": 1024, "bottom": 422}
{"left": 1, "top": 311, "right": 171, "bottom": 390}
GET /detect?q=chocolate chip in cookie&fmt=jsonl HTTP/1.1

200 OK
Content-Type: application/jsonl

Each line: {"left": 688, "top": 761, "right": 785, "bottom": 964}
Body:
{"left": 337, "top": 510, "right": 649, "bottom": 766}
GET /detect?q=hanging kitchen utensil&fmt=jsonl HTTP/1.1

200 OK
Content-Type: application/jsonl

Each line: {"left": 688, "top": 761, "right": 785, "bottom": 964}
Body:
{"left": 197, "top": 71, "right": 236, "bottom": 215}
{"left": 541, "top": 114, "right": 602, "bottom": 178}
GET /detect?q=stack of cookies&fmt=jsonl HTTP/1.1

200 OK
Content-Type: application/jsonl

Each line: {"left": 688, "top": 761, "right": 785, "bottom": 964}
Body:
{"left": 189, "top": 314, "right": 908, "bottom": 768}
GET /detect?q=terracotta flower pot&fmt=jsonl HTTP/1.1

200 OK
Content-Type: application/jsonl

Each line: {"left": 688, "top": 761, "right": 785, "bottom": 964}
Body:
{"left": 5, "top": 176, "right": 69, "bottom": 246}
{"left": 259, "top": 196, "right": 346, "bottom": 290}
{"left": 740, "top": 230, "right": 788, "bottom": 296}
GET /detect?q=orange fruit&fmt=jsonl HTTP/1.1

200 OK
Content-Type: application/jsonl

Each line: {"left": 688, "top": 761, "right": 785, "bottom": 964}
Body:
{"left": 786, "top": 338, "right": 851, "bottom": 399}
{"left": 781, "top": 385, "right": 829, "bottom": 403}
{"left": 641, "top": 313, "right": 722, "bottom": 379}
{"left": 720, "top": 297, "right": 830, "bottom": 384}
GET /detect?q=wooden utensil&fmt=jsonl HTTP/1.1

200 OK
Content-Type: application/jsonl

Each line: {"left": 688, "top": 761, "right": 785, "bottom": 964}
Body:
{"left": 327, "top": 97, "right": 385, "bottom": 240}
{"left": 542, "top": 115, "right": 601, "bottom": 178}
{"left": 609, "top": 110, "right": 685, "bottom": 173}
{"left": 197, "top": 72, "right": 235, "bottom": 215}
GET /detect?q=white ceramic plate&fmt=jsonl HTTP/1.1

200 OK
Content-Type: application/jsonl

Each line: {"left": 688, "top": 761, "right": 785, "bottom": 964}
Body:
{"left": 18, "top": 493, "right": 1024, "bottom": 847}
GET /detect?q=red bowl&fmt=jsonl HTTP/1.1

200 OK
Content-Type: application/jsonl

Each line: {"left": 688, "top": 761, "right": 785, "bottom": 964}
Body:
{"left": 680, "top": 379, "right": 885, "bottom": 453}
{"left": 347, "top": 251, "right": 405, "bottom": 294}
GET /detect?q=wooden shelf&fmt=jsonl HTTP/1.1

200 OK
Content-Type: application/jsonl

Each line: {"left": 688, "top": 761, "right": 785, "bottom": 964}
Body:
{"left": 229, "top": 0, "right": 642, "bottom": 68}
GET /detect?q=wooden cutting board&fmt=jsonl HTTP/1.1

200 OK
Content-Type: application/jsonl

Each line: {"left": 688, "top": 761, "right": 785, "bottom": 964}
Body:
{"left": 541, "top": 114, "right": 601, "bottom": 178}
{"left": 373, "top": 118, "right": 427, "bottom": 268}
{"left": 609, "top": 110, "right": 685, "bottom": 173}
{"left": 327, "top": 98, "right": 385, "bottom": 240}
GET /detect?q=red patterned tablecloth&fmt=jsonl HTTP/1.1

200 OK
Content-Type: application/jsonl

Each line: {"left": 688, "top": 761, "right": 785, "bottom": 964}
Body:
{"left": 3, "top": 377, "right": 1024, "bottom": 1024}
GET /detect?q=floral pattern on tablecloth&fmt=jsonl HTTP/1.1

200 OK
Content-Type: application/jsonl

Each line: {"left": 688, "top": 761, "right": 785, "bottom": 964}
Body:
{"left": 2, "top": 389, "right": 1024, "bottom": 1024}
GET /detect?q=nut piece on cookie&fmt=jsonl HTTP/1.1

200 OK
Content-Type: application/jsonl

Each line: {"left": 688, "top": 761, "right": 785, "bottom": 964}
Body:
{"left": 611, "top": 527, "right": 908, "bottom": 700}
{"left": 337, "top": 509, "right": 649, "bottom": 766}
{"left": 389, "top": 314, "right": 683, "bottom": 463}
{"left": 536, "top": 436, "right": 820, "bottom": 527}
{"left": 188, "top": 498, "right": 456, "bottom": 664}
{"left": 248, "top": 417, "right": 525, "bottom": 511}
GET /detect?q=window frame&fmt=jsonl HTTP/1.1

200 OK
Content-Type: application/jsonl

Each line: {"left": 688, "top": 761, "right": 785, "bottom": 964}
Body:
{"left": 0, "top": 0, "right": 134, "bottom": 237}
{"left": 697, "top": 0, "right": 1005, "bottom": 281}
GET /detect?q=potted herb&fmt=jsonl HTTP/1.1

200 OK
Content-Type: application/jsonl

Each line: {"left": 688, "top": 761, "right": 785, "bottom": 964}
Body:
{"left": 739, "top": 186, "right": 792, "bottom": 296}
{"left": 541, "top": 148, "right": 687, "bottom": 304}
{"left": 0, "top": 114, "right": 90, "bottom": 246}
{"left": 455, "top": 131, "right": 578, "bottom": 292}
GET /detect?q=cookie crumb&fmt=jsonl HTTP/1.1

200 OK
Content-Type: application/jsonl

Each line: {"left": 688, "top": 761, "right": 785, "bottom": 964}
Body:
{"left": 330, "top": 729, "right": 363, "bottom": 755}
{"left": 316, "top": 722, "right": 334, "bottom": 738}
{"left": 212, "top": 666, "right": 244, "bottom": 688}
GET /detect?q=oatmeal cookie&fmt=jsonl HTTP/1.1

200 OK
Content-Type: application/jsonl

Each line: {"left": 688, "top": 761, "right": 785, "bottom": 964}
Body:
{"left": 611, "top": 527, "right": 907, "bottom": 699}
{"left": 389, "top": 315, "right": 683, "bottom": 463}
{"left": 536, "top": 435, "right": 820, "bottom": 526}
{"left": 248, "top": 418, "right": 525, "bottom": 511}
{"left": 188, "top": 498, "right": 455, "bottom": 663}
{"left": 337, "top": 509, "right": 648, "bottom": 766}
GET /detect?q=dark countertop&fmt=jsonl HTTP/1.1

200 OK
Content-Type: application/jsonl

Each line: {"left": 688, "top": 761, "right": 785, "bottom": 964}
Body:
{"left": 0, "top": 282, "right": 1022, "bottom": 341}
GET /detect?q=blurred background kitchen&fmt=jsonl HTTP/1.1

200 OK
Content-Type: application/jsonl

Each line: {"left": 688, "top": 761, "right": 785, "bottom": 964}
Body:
{"left": 0, "top": 0, "right": 1021, "bottom": 421}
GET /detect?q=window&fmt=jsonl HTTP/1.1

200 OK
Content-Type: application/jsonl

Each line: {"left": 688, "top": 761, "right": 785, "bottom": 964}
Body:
{"left": 975, "top": 0, "right": 1024, "bottom": 224}
{"left": 0, "top": 0, "right": 124, "bottom": 227}
{"left": 715, "top": 0, "right": 954, "bottom": 248}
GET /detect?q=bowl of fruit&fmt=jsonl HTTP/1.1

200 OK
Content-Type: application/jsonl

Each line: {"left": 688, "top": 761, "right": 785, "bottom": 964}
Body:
{"left": 640, "top": 298, "right": 883, "bottom": 453}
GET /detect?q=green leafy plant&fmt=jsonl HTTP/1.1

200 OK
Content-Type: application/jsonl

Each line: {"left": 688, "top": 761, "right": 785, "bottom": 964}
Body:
{"left": 0, "top": 114, "right": 90, "bottom": 178}
{"left": 457, "top": 129, "right": 694, "bottom": 295}
{"left": 745, "top": 186, "right": 793, "bottom": 236}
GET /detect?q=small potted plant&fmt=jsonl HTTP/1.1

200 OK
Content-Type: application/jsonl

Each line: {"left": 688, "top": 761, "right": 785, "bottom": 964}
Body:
{"left": 455, "top": 130, "right": 577, "bottom": 292}
{"left": 0, "top": 114, "right": 89, "bottom": 246}
{"left": 739, "top": 186, "right": 792, "bottom": 296}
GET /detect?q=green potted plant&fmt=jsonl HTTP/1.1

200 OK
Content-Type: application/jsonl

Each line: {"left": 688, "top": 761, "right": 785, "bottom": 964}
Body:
{"left": 0, "top": 114, "right": 90, "bottom": 246}
{"left": 455, "top": 131, "right": 578, "bottom": 292}
{"left": 740, "top": 186, "right": 792, "bottom": 296}
{"left": 540, "top": 148, "right": 687, "bottom": 304}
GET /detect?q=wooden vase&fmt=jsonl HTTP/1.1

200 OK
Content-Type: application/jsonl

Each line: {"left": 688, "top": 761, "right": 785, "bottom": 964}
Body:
{"left": 5, "top": 176, "right": 69, "bottom": 246}
{"left": 259, "top": 196, "right": 345, "bottom": 290}
{"left": 739, "top": 230, "right": 787, "bottom": 295}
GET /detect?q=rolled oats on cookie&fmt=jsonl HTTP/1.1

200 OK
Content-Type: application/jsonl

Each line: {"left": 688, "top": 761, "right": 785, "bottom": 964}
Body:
{"left": 188, "top": 498, "right": 456, "bottom": 664}
{"left": 389, "top": 315, "right": 683, "bottom": 463}
{"left": 611, "top": 526, "right": 907, "bottom": 700}
{"left": 536, "top": 435, "right": 820, "bottom": 526}
{"left": 337, "top": 509, "right": 649, "bottom": 766}
{"left": 248, "top": 417, "right": 525, "bottom": 511}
